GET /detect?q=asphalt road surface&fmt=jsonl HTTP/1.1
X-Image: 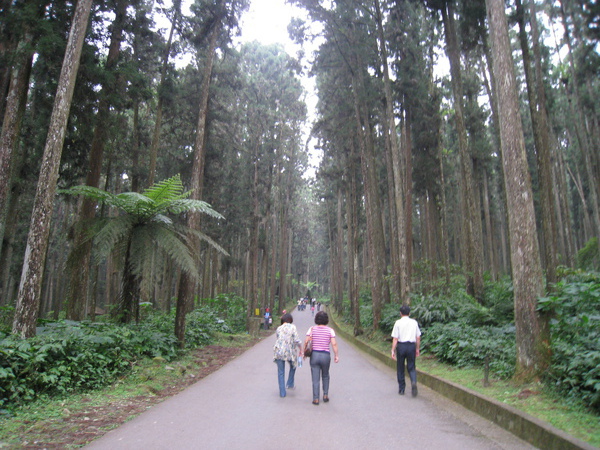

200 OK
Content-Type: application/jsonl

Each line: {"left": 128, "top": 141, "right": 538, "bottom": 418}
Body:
{"left": 86, "top": 308, "right": 535, "bottom": 450}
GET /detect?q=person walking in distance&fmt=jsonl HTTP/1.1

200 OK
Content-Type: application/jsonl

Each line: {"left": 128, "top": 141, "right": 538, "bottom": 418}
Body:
{"left": 304, "top": 311, "right": 339, "bottom": 405}
{"left": 391, "top": 305, "right": 421, "bottom": 397}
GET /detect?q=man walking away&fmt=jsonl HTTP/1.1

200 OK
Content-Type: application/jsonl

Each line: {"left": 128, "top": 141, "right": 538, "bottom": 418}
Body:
{"left": 391, "top": 305, "right": 421, "bottom": 397}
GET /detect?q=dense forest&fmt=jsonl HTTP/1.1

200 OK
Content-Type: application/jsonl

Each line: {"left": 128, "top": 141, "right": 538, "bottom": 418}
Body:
{"left": 0, "top": 0, "right": 598, "bottom": 398}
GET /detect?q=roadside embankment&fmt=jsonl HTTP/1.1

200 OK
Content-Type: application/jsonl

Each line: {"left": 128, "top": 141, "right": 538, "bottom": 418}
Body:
{"left": 328, "top": 313, "right": 596, "bottom": 450}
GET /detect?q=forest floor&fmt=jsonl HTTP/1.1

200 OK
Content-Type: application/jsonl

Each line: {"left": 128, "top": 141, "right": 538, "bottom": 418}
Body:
{"left": 0, "top": 331, "right": 273, "bottom": 449}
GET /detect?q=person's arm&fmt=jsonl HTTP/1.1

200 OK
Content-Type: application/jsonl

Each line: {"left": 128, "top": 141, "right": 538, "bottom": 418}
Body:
{"left": 416, "top": 335, "right": 421, "bottom": 357}
{"left": 331, "top": 336, "right": 339, "bottom": 363}
{"left": 391, "top": 337, "right": 398, "bottom": 360}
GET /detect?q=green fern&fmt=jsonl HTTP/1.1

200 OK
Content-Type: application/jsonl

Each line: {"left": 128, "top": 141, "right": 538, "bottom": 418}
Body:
{"left": 60, "top": 175, "right": 227, "bottom": 323}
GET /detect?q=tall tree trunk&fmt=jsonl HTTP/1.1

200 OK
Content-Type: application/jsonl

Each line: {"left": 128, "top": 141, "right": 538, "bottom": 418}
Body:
{"left": 0, "top": 185, "right": 21, "bottom": 304}
{"left": 515, "top": 0, "right": 557, "bottom": 286}
{"left": 176, "top": 21, "right": 220, "bottom": 345}
{"left": 130, "top": 100, "right": 141, "bottom": 193}
{"left": 352, "top": 85, "right": 386, "bottom": 329}
{"left": 403, "top": 112, "right": 414, "bottom": 291}
{"left": 374, "top": 0, "right": 407, "bottom": 303}
{"left": 442, "top": 3, "right": 484, "bottom": 302}
{"left": 554, "top": 150, "right": 575, "bottom": 265}
{"left": 245, "top": 151, "right": 260, "bottom": 321}
{"left": 482, "top": 170, "right": 497, "bottom": 279}
{"left": 558, "top": 0, "right": 600, "bottom": 247}
{"left": 347, "top": 143, "right": 361, "bottom": 335}
{"left": 0, "top": 40, "right": 32, "bottom": 257}
{"left": 485, "top": 0, "right": 550, "bottom": 379}
{"left": 147, "top": 0, "right": 181, "bottom": 187}
{"left": 277, "top": 196, "right": 289, "bottom": 313}
{"left": 439, "top": 135, "right": 451, "bottom": 291}
{"left": 269, "top": 209, "right": 279, "bottom": 313}
{"left": 12, "top": 0, "right": 93, "bottom": 338}
{"left": 334, "top": 185, "right": 344, "bottom": 311}
{"left": 65, "top": 0, "right": 128, "bottom": 322}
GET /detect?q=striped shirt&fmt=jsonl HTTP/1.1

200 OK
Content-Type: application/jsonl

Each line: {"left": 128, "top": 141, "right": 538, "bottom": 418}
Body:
{"left": 308, "top": 325, "right": 335, "bottom": 352}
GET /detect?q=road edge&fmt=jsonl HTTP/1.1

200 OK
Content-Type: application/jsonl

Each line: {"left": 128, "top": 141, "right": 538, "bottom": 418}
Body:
{"left": 328, "top": 313, "right": 596, "bottom": 450}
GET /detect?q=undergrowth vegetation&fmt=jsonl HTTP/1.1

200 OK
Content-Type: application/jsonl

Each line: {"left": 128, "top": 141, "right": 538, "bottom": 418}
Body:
{"left": 0, "top": 293, "right": 248, "bottom": 412}
{"left": 340, "top": 266, "right": 600, "bottom": 414}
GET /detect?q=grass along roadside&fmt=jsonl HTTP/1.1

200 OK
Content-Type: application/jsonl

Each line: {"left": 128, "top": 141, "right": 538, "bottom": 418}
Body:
{"left": 0, "top": 332, "right": 262, "bottom": 449}
{"left": 331, "top": 312, "right": 600, "bottom": 448}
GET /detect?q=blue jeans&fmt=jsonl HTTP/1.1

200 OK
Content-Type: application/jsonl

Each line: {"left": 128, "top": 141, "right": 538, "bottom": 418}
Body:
{"left": 396, "top": 342, "right": 417, "bottom": 392}
{"left": 276, "top": 359, "right": 296, "bottom": 397}
{"left": 310, "top": 351, "right": 331, "bottom": 401}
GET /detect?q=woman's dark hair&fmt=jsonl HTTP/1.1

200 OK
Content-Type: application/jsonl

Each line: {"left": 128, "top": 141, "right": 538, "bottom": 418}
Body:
{"left": 281, "top": 313, "right": 293, "bottom": 324}
{"left": 314, "top": 311, "right": 329, "bottom": 325}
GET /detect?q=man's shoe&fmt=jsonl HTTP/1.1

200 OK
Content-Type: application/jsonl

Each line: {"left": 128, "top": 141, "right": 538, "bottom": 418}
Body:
{"left": 411, "top": 385, "right": 418, "bottom": 397}
{"left": 399, "top": 389, "right": 405, "bottom": 395}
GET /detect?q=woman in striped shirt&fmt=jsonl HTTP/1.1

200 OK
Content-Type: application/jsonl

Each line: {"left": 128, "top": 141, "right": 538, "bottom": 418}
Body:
{"left": 304, "top": 311, "right": 339, "bottom": 405}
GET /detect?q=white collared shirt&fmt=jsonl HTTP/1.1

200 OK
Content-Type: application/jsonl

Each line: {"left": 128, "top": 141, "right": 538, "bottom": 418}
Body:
{"left": 391, "top": 316, "right": 421, "bottom": 342}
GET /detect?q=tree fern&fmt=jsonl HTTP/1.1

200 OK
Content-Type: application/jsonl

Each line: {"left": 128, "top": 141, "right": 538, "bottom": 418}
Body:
{"left": 60, "top": 175, "right": 228, "bottom": 323}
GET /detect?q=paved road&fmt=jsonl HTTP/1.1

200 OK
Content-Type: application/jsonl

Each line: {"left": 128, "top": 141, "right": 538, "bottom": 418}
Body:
{"left": 86, "top": 308, "right": 534, "bottom": 450}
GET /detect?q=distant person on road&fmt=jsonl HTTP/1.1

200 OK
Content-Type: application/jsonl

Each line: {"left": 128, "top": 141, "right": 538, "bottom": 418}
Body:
{"left": 304, "top": 311, "right": 339, "bottom": 405}
{"left": 273, "top": 313, "right": 302, "bottom": 397}
{"left": 391, "top": 305, "right": 421, "bottom": 397}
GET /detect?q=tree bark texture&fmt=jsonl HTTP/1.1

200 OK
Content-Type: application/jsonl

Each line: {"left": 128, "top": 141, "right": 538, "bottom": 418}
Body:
{"left": 442, "top": 3, "right": 484, "bottom": 302}
{"left": 485, "top": 0, "right": 550, "bottom": 378}
{"left": 177, "top": 21, "right": 220, "bottom": 342}
{"left": 0, "top": 38, "right": 33, "bottom": 258}
{"left": 65, "top": 0, "right": 128, "bottom": 322}
{"left": 515, "top": 0, "right": 558, "bottom": 285}
{"left": 12, "top": 0, "right": 93, "bottom": 338}
{"left": 374, "top": 0, "right": 408, "bottom": 303}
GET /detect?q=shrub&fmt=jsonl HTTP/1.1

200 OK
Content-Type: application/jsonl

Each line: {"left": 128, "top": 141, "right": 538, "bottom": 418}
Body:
{"left": 0, "top": 300, "right": 246, "bottom": 410}
{"left": 202, "top": 293, "right": 247, "bottom": 333}
{"left": 538, "top": 275, "right": 600, "bottom": 412}
{"left": 422, "top": 322, "right": 515, "bottom": 378}
{"left": 576, "top": 238, "right": 599, "bottom": 271}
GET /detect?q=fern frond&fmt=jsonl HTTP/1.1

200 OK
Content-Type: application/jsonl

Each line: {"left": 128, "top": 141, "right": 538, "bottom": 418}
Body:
{"left": 143, "top": 174, "right": 187, "bottom": 204}
{"left": 93, "top": 215, "right": 136, "bottom": 260}
{"left": 182, "top": 226, "right": 230, "bottom": 256}
{"left": 151, "top": 225, "right": 200, "bottom": 278}
{"left": 166, "top": 199, "right": 225, "bottom": 219}
{"left": 129, "top": 225, "right": 158, "bottom": 279}
{"left": 112, "top": 192, "right": 153, "bottom": 214}
{"left": 59, "top": 185, "right": 116, "bottom": 203}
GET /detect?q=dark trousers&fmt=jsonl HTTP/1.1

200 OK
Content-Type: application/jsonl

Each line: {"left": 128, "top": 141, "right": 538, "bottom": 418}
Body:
{"left": 396, "top": 342, "right": 417, "bottom": 391}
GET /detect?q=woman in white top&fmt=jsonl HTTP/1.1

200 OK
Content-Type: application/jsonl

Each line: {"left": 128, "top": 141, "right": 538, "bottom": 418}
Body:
{"left": 273, "top": 313, "right": 301, "bottom": 397}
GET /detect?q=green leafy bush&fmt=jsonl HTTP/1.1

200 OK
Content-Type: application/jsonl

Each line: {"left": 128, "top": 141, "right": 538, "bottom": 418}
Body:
{"left": 0, "top": 302, "right": 245, "bottom": 410}
{"left": 0, "top": 306, "right": 14, "bottom": 336}
{"left": 409, "top": 295, "right": 459, "bottom": 328}
{"left": 481, "top": 277, "right": 514, "bottom": 325}
{"left": 539, "top": 274, "right": 600, "bottom": 412}
{"left": 202, "top": 293, "right": 247, "bottom": 333}
{"left": 0, "top": 322, "right": 139, "bottom": 408}
{"left": 422, "top": 322, "right": 515, "bottom": 378}
{"left": 576, "top": 237, "right": 599, "bottom": 271}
